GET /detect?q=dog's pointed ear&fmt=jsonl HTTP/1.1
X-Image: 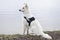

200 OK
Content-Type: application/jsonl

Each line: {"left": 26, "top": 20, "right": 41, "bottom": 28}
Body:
{"left": 25, "top": 3, "right": 28, "bottom": 8}
{"left": 25, "top": 4, "right": 28, "bottom": 7}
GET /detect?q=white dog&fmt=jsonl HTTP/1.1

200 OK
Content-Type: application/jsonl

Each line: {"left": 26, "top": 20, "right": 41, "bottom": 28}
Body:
{"left": 19, "top": 3, "right": 52, "bottom": 39}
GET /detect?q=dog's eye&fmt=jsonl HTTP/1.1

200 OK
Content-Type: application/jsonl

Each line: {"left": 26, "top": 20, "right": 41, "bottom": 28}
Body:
{"left": 23, "top": 7, "right": 24, "bottom": 9}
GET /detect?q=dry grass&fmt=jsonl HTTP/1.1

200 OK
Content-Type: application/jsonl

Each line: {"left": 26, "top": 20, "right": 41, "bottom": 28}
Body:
{"left": 0, "top": 31, "right": 60, "bottom": 40}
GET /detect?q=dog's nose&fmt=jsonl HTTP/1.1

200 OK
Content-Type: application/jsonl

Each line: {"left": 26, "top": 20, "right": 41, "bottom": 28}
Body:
{"left": 19, "top": 10, "right": 21, "bottom": 11}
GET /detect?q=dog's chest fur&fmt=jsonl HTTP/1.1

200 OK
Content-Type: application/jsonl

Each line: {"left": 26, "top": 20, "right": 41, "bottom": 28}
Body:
{"left": 24, "top": 16, "right": 35, "bottom": 26}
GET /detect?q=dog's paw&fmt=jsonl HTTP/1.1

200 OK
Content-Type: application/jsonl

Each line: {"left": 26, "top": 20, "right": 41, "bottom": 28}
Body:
{"left": 29, "top": 33, "right": 36, "bottom": 35}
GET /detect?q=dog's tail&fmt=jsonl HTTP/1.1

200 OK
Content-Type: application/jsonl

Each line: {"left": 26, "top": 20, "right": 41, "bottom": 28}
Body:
{"left": 41, "top": 33, "right": 52, "bottom": 39}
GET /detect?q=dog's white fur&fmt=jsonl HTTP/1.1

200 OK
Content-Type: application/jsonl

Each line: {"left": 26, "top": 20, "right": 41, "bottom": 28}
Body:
{"left": 19, "top": 3, "right": 52, "bottom": 39}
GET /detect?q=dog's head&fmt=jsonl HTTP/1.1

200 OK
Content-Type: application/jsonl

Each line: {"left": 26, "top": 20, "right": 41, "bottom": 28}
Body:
{"left": 19, "top": 3, "right": 29, "bottom": 13}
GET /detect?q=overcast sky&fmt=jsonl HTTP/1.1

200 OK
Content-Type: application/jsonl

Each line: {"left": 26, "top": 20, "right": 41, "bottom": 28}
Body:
{"left": 0, "top": 0, "right": 60, "bottom": 34}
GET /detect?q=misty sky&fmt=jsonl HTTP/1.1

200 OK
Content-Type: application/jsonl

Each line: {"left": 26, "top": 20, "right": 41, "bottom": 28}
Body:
{"left": 0, "top": 0, "right": 60, "bottom": 34}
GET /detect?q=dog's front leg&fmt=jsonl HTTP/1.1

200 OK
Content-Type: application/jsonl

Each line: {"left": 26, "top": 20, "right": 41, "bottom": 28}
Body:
{"left": 23, "top": 26, "right": 27, "bottom": 35}
{"left": 23, "top": 20, "right": 28, "bottom": 35}
{"left": 23, "top": 26, "right": 29, "bottom": 35}
{"left": 27, "top": 26, "right": 29, "bottom": 35}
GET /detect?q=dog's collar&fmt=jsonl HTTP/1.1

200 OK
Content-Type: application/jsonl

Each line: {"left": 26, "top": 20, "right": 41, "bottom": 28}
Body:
{"left": 24, "top": 16, "right": 35, "bottom": 26}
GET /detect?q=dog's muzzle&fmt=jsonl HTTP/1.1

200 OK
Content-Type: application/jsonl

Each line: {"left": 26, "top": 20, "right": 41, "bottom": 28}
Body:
{"left": 19, "top": 9, "right": 24, "bottom": 12}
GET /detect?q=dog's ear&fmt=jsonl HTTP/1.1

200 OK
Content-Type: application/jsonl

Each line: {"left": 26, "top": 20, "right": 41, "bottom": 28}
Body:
{"left": 25, "top": 3, "right": 28, "bottom": 9}
{"left": 25, "top": 4, "right": 28, "bottom": 7}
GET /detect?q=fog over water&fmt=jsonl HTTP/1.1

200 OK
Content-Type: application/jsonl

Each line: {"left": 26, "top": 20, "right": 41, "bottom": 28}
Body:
{"left": 0, "top": 0, "right": 60, "bottom": 34}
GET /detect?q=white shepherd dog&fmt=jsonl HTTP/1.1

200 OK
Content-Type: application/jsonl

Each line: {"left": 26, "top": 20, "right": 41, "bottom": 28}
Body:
{"left": 19, "top": 3, "right": 52, "bottom": 39}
